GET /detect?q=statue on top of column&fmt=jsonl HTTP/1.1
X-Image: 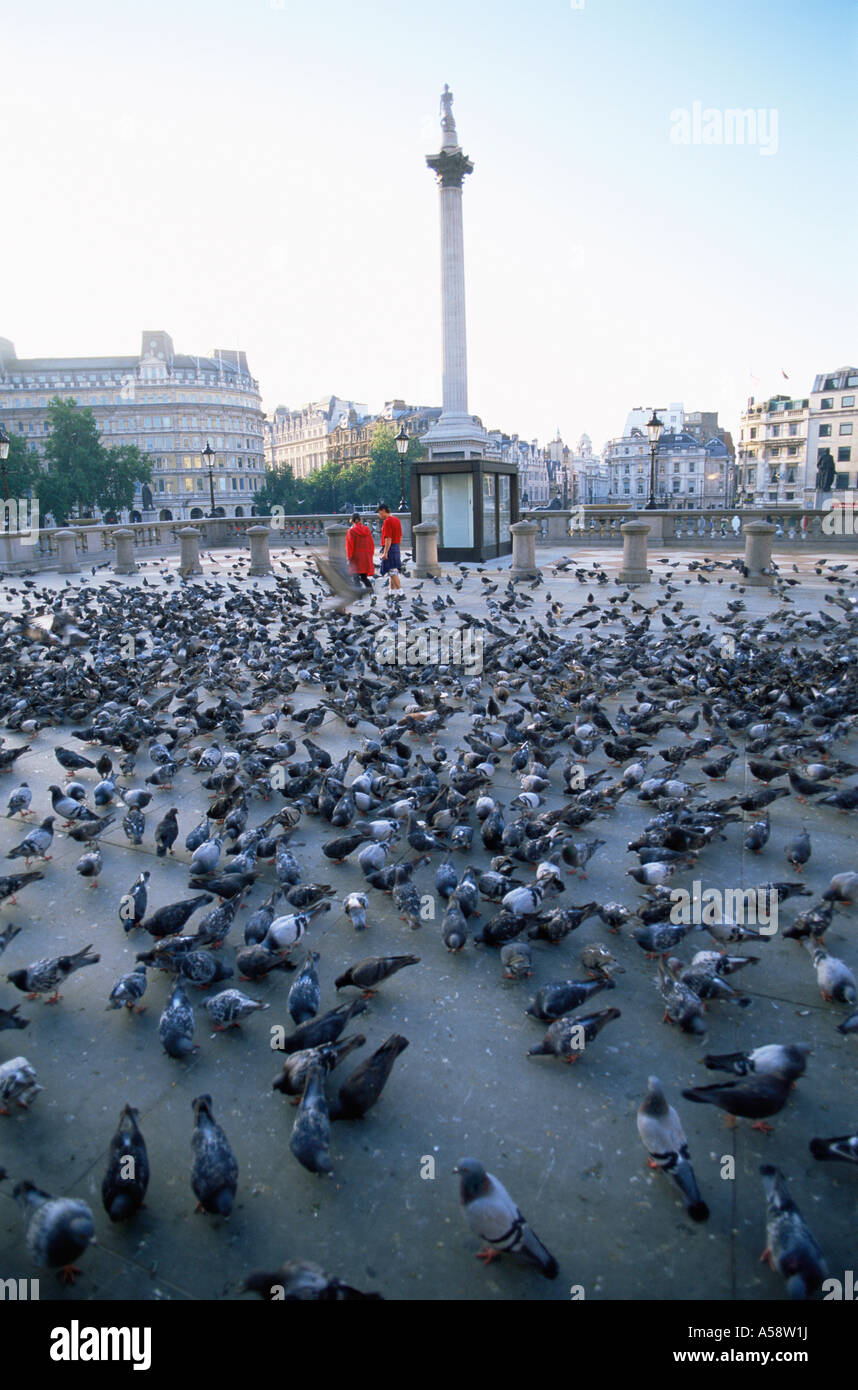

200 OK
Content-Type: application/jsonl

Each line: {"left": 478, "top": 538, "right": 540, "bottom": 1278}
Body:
{"left": 440, "top": 84, "right": 456, "bottom": 134}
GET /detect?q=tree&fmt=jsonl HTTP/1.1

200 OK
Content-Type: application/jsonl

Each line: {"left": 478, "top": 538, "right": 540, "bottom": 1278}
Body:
{"left": 256, "top": 466, "right": 303, "bottom": 515}
{"left": 369, "top": 423, "right": 425, "bottom": 507}
{"left": 36, "top": 397, "right": 150, "bottom": 523}
{"left": 2, "top": 434, "right": 43, "bottom": 500}
{"left": 97, "top": 445, "right": 152, "bottom": 521}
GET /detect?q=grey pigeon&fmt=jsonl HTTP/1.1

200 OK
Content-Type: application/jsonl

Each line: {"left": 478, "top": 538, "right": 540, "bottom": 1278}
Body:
{"left": 454, "top": 1157, "right": 558, "bottom": 1278}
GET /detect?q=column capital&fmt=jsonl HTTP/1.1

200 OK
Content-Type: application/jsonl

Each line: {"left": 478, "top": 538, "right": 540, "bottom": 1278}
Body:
{"left": 426, "top": 149, "right": 474, "bottom": 187}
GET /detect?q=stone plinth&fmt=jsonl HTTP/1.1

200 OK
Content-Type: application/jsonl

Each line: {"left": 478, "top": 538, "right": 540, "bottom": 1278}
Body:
{"left": 324, "top": 524, "right": 350, "bottom": 579}
{"left": 640, "top": 510, "right": 665, "bottom": 546}
{"left": 412, "top": 522, "right": 441, "bottom": 578}
{"left": 743, "top": 520, "right": 777, "bottom": 585}
{"left": 247, "top": 525, "right": 272, "bottom": 576}
{"left": 509, "top": 520, "right": 539, "bottom": 578}
{"left": 618, "top": 520, "right": 651, "bottom": 584}
{"left": 111, "top": 528, "right": 137, "bottom": 575}
{"left": 178, "top": 526, "right": 202, "bottom": 576}
{"left": 55, "top": 529, "right": 80, "bottom": 574}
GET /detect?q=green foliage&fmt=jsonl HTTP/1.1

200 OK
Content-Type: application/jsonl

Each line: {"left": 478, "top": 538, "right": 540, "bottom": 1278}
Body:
{"left": 2, "top": 433, "right": 43, "bottom": 499}
{"left": 258, "top": 426, "right": 426, "bottom": 517}
{"left": 35, "top": 397, "right": 151, "bottom": 524}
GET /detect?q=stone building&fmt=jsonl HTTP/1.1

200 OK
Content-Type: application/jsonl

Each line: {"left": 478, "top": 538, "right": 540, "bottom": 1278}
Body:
{"left": 0, "top": 331, "right": 265, "bottom": 521}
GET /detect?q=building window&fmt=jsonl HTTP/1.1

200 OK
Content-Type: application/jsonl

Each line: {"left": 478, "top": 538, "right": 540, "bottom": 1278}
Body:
{"left": 840, "top": 423, "right": 853, "bottom": 435}
{"left": 820, "top": 397, "right": 834, "bottom": 409}
{"left": 837, "top": 447, "right": 851, "bottom": 462}
{"left": 836, "top": 472, "right": 850, "bottom": 489}
{"left": 770, "top": 425, "right": 780, "bottom": 437}
{"left": 788, "top": 423, "right": 798, "bottom": 436}
{"left": 819, "top": 424, "right": 832, "bottom": 437}
{"left": 842, "top": 395, "right": 855, "bottom": 407}
{"left": 787, "top": 446, "right": 797, "bottom": 456}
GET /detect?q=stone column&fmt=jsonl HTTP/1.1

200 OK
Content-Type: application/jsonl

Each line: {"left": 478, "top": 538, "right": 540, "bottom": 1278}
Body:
{"left": 743, "top": 520, "right": 777, "bottom": 585}
{"left": 247, "top": 524, "right": 272, "bottom": 576}
{"left": 325, "top": 523, "right": 350, "bottom": 578}
{"left": 178, "top": 526, "right": 202, "bottom": 576}
{"left": 111, "top": 527, "right": 137, "bottom": 574}
{"left": 55, "top": 528, "right": 80, "bottom": 574}
{"left": 640, "top": 511, "right": 665, "bottom": 547}
{"left": 509, "top": 520, "right": 539, "bottom": 579}
{"left": 412, "top": 521, "right": 441, "bottom": 578}
{"left": 618, "top": 520, "right": 651, "bottom": 584}
{"left": 546, "top": 511, "right": 570, "bottom": 545}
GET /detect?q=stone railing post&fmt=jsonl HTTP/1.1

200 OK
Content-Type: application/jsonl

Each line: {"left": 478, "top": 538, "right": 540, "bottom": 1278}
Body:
{"left": 618, "top": 519, "right": 651, "bottom": 584}
{"left": 178, "top": 526, "right": 202, "bottom": 576}
{"left": 412, "top": 521, "right": 441, "bottom": 578}
{"left": 743, "top": 520, "right": 777, "bottom": 585}
{"left": 111, "top": 527, "right": 137, "bottom": 575}
{"left": 55, "top": 528, "right": 80, "bottom": 574}
{"left": 509, "top": 519, "right": 539, "bottom": 579}
{"left": 247, "top": 524, "right": 272, "bottom": 576}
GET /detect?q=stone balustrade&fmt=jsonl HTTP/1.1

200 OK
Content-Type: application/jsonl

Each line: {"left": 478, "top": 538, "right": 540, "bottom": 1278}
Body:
{"left": 523, "top": 506, "right": 858, "bottom": 547}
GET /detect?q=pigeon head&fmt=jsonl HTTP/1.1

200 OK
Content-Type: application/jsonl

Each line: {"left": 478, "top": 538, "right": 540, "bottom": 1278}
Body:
{"left": 454, "top": 1157, "right": 489, "bottom": 1202}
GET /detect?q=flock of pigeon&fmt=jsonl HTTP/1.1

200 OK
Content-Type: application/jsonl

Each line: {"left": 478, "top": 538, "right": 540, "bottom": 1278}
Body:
{"left": 0, "top": 541, "right": 857, "bottom": 1300}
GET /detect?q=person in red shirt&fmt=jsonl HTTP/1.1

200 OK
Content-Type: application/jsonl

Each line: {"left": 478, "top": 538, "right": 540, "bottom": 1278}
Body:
{"left": 377, "top": 501, "right": 402, "bottom": 593}
{"left": 346, "top": 514, "right": 374, "bottom": 592}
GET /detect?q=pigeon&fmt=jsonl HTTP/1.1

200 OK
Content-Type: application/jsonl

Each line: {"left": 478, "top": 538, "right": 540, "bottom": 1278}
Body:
{"left": 264, "top": 902, "right": 330, "bottom": 953}
{"left": 637, "top": 1076, "right": 708, "bottom": 1222}
{"left": 334, "top": 954, "right": 420, "bottom": 996}
{"left": 810, "top": 1131, "right": 858, "bottom": 1165}
{"left": 54, "top": 746, "right": 96, "bottom": 772}
{"left": 7, "top": 944, "right": 100, "bottom": 1003}
{"left": 0, "top": 871, "right": 43, "bottom": 906}
{"left": 329, "top": 1034, "right": 409, "bottom": 1120}
{"left": 500, "top": 941, "right": 533, "bottom": 979}
{"left": 759, "top": 1165, "right": 827, "bottom": 1300}
{"left": 822, "top": 871, "right": 858, "bottom": 904}
{"left": 140, "top": 894, "right": 213, "bottom": 939}
{"left": 0, "top": 1002, "right": 28, "bottom": 1032}
{"left": 702, "top": 1043, "right": 810, "bottom": 1082}
{"left": 682, "top": 1072, "right": 793, "bottom": 1131}
{"left": 242, "top": 1258, "right": 382, "bottom": 1301}
{"left": 119, "top": 870, "right": 150, "bottom": 931}
{"left": 66, "top": 812, "right": 116, "bottom": 844}
{"left": 175, "top": 951, "right": 234, "bottom": 989}
{"left": 6, "top": 816, "right": 54, "bottom": 862}
{"left": 290, "top": 1060, "right": 333, "bottom": 1175}
{"left": 272, "top": 1035, "right": 366, "bottom": 1101}
{"left": 0, "top": 1055, "right": 42, "bottom": 1111}
{"left": 154, "top": 807, "right": 180, "bottom": 856}
{"left": 453, "top": 1157, "right": 558, "bottom": 1278}
{"left": 6, "top": 783, "right": 32, "bottom": 819}
{"left": 202, "top": 989, "right": 269, "bottom": 1030}
{"left": 102, "top": 1104, "right": 149, "bottom": 1221}
{"left": 527, "top": 1007, "right": 621, "bottom": 1062}
{"left": 657, "top": 959, "right": 706, "bottom": 1034}
{"left": 276, "top": 998, "right": 368, "bottom": 1054}
{"left": 191, "top": 1095, "right": 238, "bottom": 1215}
{"left": 235, "top": 945, "right": 295, "bottom": 982}
{"left": 525, "top": 976, "right": 616, "bottom": 1022}
{"left": 785, "top": 827, "right": 811, "bottom": 873}
{"left": 288, "top": 951, "right": 321, "bottom": 1024}
{"left": 106, "top": 962, "right": 148, "bottom": 1011}
{"left": 158, "top": 980, "right": 197, "bottom": 1059}
{"left": 14, "top": 1181, "right": 95, "bottom": 1282}
{"left": 837, "top": 1012, "right": 858, "bottom": 1036}
{"left": 343, "top": 891, "right": 370, "bottom": 932}
{"left": 806, "top": 943, "right": 857, "bottom": 1003}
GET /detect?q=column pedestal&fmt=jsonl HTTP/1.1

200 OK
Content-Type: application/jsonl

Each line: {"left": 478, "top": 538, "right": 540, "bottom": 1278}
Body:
{"left": 178, "top": 526, "right": 202, "bottom": 576}
{"left": 509, "top": 520, "right": 539, "bottom": 579}
{"left": 618, "top": 520, "right": 651, "bottom": 584}
{"left": 742, "top": 520, "right": 776, "bottom": 585}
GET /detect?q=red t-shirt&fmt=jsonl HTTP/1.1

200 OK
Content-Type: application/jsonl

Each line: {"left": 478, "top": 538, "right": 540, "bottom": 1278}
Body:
{"left": 381, "top": 515, "right": 402, "bottom": 546}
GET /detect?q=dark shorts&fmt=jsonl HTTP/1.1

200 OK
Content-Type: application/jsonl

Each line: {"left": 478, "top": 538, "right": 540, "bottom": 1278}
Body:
{"left": 381, "top": 543, "right": 401, "bottom": 575}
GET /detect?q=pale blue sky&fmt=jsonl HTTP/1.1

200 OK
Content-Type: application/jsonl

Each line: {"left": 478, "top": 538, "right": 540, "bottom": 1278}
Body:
{"left": 2, "top": 0, "right": 855, "bottom": 449}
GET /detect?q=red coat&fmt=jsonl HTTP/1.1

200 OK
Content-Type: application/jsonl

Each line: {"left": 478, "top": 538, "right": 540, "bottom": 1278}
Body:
{"left": 346, "top": 522, "right": 375, "bottom": 575}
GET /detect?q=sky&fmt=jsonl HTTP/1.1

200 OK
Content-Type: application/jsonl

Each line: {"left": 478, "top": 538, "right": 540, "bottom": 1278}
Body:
{"left": 2, "top": 0, "right": 856, "bottom": 451}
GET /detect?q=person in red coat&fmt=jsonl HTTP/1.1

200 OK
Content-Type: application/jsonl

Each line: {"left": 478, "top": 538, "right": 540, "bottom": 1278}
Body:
{"left": 346, "top": 514, "right": 374, "bottom": 591}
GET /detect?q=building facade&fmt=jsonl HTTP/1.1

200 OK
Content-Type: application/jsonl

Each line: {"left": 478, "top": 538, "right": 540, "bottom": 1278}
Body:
{"left": 569, "top": 434, "right": 609, "bottom": 503}
{"left": 736, "top": 392, "right": 811, "bottom": 506}
{"left": 0, "top": 331, "right": 265, "bottom": 521}
{"left": 264, "top": 397, "right": 367, "bottom": 481}
{"left": 327, "top": 401, "right": 442, "bottom": 471}
{"left": 604, "top": 405, "right": 731, "bottom": 508}
{"left": 806, "top": 366, "right": 858, "bottom": 498}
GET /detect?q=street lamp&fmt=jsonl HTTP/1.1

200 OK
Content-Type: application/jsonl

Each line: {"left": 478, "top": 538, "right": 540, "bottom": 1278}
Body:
{"left": 0, "top": 424, "right": 9, "bottom": 503}
{"left": 644, "top": 410, "right": 664, "bottom": 510}
{"left": 395, "top": 423, "right": 409, "bottom": 512}
{"left": 201, "top": 441, "right": 216, "bottom": 517}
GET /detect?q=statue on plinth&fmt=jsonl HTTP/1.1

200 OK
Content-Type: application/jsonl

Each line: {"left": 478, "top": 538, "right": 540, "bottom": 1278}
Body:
{"left": 815, "top": 449, "right": 835, "bottom": 493}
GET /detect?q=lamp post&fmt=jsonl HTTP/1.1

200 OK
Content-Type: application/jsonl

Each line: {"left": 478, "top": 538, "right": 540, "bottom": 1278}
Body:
{"left": 395, "top": 423, "right": 409, "bottom": 512}
{"left": 201, "top": 441, "right": 216, "bottom": 517}
{"left": 0, "top": 424, "right": 9, "bottom": 503}
{"left": 644, "top": 410, "right": 664, "bottom": 510}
